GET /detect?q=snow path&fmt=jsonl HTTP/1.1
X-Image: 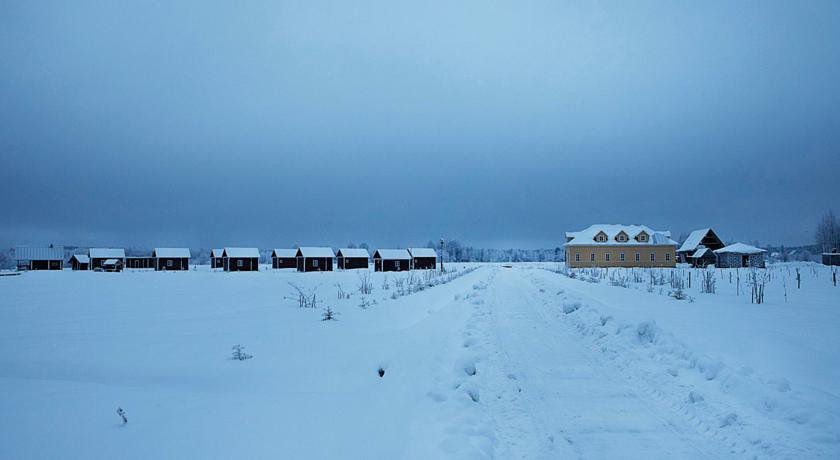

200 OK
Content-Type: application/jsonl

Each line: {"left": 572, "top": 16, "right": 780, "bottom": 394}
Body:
{"left": 470, "top": 267, "right": 736, "bottom": 459}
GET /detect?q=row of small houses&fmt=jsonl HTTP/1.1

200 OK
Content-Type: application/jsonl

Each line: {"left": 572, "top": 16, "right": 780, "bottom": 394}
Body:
{"left": 13, "top": 246, "right": 439, "bottom": 272}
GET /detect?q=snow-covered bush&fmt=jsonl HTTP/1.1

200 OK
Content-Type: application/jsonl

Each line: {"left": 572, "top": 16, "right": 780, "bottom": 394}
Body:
{"left": 321, "top": 306, "right": 339, "bottom": 321}
{"left": 357, "top": 273, "right": 373, "bottom": 295}
{"left": 231, "top": 344, "right": 253, "bottom": 361}
{"left": 701, "top": 267, "right": 716, "bottom": 294}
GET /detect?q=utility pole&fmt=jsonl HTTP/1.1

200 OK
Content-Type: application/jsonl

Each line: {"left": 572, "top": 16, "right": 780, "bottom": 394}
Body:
{"left": 439, "top": 238, "right": 445, "bottom": 273}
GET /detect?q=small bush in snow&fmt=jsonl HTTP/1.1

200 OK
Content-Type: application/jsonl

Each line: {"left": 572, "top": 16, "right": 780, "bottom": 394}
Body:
{"left": 231, "top": 344, "right": 253, "bottom": 361}
{"left": 701, "top": 267, "right": 716, "bottom": 294}
{"left": 321, "top": 305, "right": 339, "bottom": 321}
{"left": 357, "top": 273, "right": 373, "bottom": 295}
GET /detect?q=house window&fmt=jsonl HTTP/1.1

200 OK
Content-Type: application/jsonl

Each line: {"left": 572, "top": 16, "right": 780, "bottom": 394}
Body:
{"left": 620, "top": 253, "right": 625, "bottom": 262}
{"left": 650, "top": 253, "right": 656, "bottom": 262}
{"left": 313, "top": 259, "right": 319, "bottom": 268}
{"left": 575, "top": 253, "right": 581, "bottom": 262}
{"left": 237, "top": 259, "right": 243, "bottom": 267}
{"left": 666, "top": 253, "right": 672, "bottom": 261}
{"left": 617, "top": 233, "right": 627, "bottom": 242}
{"left": 605, "top": 253, "right": 611, "bottom": 262}
{"left": 395, "top": 260, "right": 401, "bottom": 269}
{"left": 639, "top": 234, "right": 648, "bottom": 242}
{"left": 166, "top": 260, "right": 173, "bottom": 267}
{"left": 596, "top": 234, "right": 607, "bottom": 242}
{"left": 635, "top": 253, "right": 640, "bottom": 262}
{"left": 590, "top": 253, "right": 595, "bottom": 262}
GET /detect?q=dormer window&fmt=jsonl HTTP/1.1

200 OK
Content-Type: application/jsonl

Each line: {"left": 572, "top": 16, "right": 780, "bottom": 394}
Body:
{"left": 615, "top": 231, "right": 629, "bottom": 243}
{"left": 635, "top": 231, "right": 649, "bottom": 243}
{"left": 595, "top": 231, "right": 608, "bottom": 243}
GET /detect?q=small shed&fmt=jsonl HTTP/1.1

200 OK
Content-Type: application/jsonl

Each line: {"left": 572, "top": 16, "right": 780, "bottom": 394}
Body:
{"left": 677, "top": 228, "right": 725, "bottom": 264}
{"left": 101, "top": 258, "right": 124, "bottom": 272}
{"left": 336, "top": 248, "right": 370, "bottom": 270}
{"left": 714, "top": 243, "right": 766, "bottom": 268}
{"left": 69, "top": 254, "right": 89, "bottom": 270}
{"left": 409, "top": 247, "right": 437, "bottom": 270}
{"left": 222, "top": 247, "right": 260, "bottom": 271}
{"left": 373, "top": 249, "right": 411, "bottom": 272}
{"left": 823, "top": 250, "right": 840, "bottom": 266}
{"left": 296, "top": 247, "right": 335, "bottom": 272}
{"left": 153, "top": 248, "right": 191, "bottom": 271}
{"left": 690, "top": 247, "right": 716, "bottom": 268}
{"left": 211, "top": 249, "right": 225, "bottom": 269}
{"left": 89, "top": 248, "right": 126, "bottom": 271}
{"left": 13, "top": 245, "right": 64, "bottom": 270}
{"left": 272, "top": 249, "right": 297, "bottom": 269}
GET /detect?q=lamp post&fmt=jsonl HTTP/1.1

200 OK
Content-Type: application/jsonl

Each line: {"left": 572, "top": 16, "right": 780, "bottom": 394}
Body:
{"left": 439, "top": 238, "right": 445, "bottom": 273}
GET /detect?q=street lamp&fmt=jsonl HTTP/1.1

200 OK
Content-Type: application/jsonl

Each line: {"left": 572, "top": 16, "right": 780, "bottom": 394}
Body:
{"left": 439, "top": 238, "right": 445, "bottom": 273}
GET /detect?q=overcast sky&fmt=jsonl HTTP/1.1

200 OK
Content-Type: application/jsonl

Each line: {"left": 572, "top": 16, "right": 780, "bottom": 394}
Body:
{"left": 2, "top": 1, "right": 838, "bottom": 249}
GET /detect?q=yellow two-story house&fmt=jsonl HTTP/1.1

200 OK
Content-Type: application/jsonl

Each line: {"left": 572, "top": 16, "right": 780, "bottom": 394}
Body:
{"left": 565, "top": 224, "right": 677, "bottom": 268}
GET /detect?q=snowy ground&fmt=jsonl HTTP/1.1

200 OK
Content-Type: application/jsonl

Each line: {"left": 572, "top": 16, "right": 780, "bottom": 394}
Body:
{"left": 1, "top": 262, "right": 838, "bottom": 458}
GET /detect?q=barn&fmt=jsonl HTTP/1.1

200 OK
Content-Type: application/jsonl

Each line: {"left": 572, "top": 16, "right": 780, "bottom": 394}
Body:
{"left": 89, "top": 248, "right": 126, "bottom": 271}
{"left": 211, "top": 249, "right": 224, "bottom": 269}
{"left": 336, "top": 248, "right": 370, "bottom": 270}
{"left": 152, "top": 248, "right": 191, "bottom": 271}
{"left": 714, "top": 243, "right": 766, "bottom": 268}
{"left": 272, "top": 249, "right": 297, "bottom": 269}
{"left": 677, "top": 228, "right": 725, "bottom": 265}
{"left": 68, "top": 254, "right": 89, "bottom": 270}
{"left": 222, "top": 247, "right": 260, "bottom": 271}
{"left": 13, "top": 246, "right": 64, "bottom": 270}
{"left": 409, "top": 247, "right": 438, "bottom": 270}
{"left": 296, "top": 247, "right": 335, "bottom": 272}
{"left": 373, "top": 249, "right": 411, "bottom": 272}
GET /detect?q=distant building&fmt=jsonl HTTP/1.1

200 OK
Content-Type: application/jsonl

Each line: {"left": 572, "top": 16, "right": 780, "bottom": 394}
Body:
{"left": 564, "top": 225, "right": 678, "bottom": 268}
{"left": 373, "top": 249, "right": 411, "bottom": 272}
{"left": 152, "top": 248, "right": 191, "bottom": 271}
{"left": 271, "top": 249, "right": 297, "bottom": 269}
{"left": 13, "top": 245, "right": 64, "bottom": 270}
{"left": 101, "top": 259, "right": 124, "bottom": 272}
{"left": 222, "top": 247, "right": 260, "bottom": 271}
{"left": 714, "top": 243, "right": 766, "bottom": 268}
{"left": 677, "top": 228, "right": 725, "bottom": 266}
{"left": 68, "top": 254, "right": 89, "bottom": 271}
{"left": 336, "top": 248, "right": 369, "bottom": 270}
{"left": 823, "top": 250, "right": 840, "bottom": 266}
{"left": 295, "top": 247, "right": 335, "bottom": 272}
{"left": 408, "top": 247, "right": 437, "bottom": 270}
{"left": 211, "top": 249, "right": 224, "bottom": 269}
{"left": 89, "top": 248, "right": 126, "bottom": 271}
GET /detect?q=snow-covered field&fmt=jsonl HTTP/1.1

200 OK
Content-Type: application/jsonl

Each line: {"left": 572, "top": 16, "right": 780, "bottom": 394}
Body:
{"left": 1, "top": 263, "right": 838, "bottom": 458}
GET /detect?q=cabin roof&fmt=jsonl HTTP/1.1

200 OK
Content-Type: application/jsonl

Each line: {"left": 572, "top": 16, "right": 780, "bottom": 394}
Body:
{"left": 337, "top": 248, "right": 370, "bottom": 258}
{"left": 408, "top": 247, "right": 437, "bottom": 258}
{"left": 223, "top": 247, "right": 260, "bottom": 258}
{"left": 714, "top": 243, "right": 766, "bottom": 255}
{"left": 272, "top": 249, "right": 297, "bottom": 258}
{"left": 89, "top": 248, "right": 126, "bottom": 259}
{"left": 374, "top": 249, "right": 411, "bottom": 260}
{"left": 296, "top": 247, "right": 335, "bottom": 258}
{"left": 153, "top": 248, "right": 191, "bottom": 258}
{"left": 678, "top": 228, "right": 718, "bottom": 253}
{"left": 70, "top": 254, "right": 90, "bottom": 264}
{"left": 14, "top": 245, "right": 64, "bottom": 261}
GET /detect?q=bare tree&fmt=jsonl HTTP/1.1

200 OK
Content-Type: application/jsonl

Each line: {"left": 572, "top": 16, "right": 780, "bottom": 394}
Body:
{"left": 815, "top": 210, "right": 840, "bottom": 253}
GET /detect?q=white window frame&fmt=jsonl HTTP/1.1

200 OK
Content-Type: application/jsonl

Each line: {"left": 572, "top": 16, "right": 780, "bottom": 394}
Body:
{"left": 590, "top": 253, "right": 595, "bottom": 262}
{"left": 650, "top": 253, "right": 656, "bottom": 262}
{"left": 166, "top": 259, "right": 173, "bottom": 267}
{"left": 620, "top": 253, "right": 625, "bottom": 262}
{"left": 575, "top": 253, "right": 581, "bottom": 262}
{"left": 605, "top": 253, "right": 611, "bottom": 262}
{"left": 395, "top": 260, "right": 401, "bottom": 269}
{"left": 237, "top": 259, "right": 244, "bottom": 267}
{"left": 635, "top": 253, "right": 640, "bottom": 262}
{"left": 313, "top": 259, "right": 319, "bottom": 268}
{"left": 665, "top": 253, "right": 671, "bottom": 261}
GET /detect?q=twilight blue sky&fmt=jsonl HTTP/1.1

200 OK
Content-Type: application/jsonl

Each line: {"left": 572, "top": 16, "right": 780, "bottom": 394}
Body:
{"left": 1, "top": 0, "right": 838, "bottom": 249}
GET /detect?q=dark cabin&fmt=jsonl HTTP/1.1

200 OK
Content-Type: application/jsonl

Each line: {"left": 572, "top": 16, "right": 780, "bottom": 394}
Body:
{"left": 272, "top": 249, "right": 297, "bottom": 269}
{"left": 222, "top": 247, "right": 260, "bottom": 271}
{"left": 336, "top": 248, "right": 370, "bottom": 270}
{"left": 68, "top": 254, "right": 89, "bottom": 270}
{"left": 152, "top": 248, "right": 190, "bottom": 271}
{"left": 677, "top": 228, "right": 725, "bottom": 265}
{"left": 89, "top": 248, "right": 126, "bottom": 272}
{"left": 296, "top": 247, "right": 335, "bottom": 272}
{"left": 823, "top": 250, "right": 840, "bottom": 266}
{"left": 211, "top": 249, "right": 224, "bottom": 269}
{"left": 13, "top": 245, "right": 64, "bottom": 270}
{"left": 373, "top": 249, "right": 411, "bottom": 272}
{"left": 409, "top": 248, "right": 437, "bottom": 270}
{"left": 101, "top": 258, "right": 124, "bottom": 272}
{"left": 126, "top": 256, "right": 155, "bottom": 269}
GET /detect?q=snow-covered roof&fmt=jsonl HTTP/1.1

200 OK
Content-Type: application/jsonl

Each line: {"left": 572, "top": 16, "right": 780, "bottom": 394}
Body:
{"left": 211, "top": 249, "right": 224, "bottom": 257}
{"left": 89, "top": 248, "right": 126, "bottom": 259}
{"left": 102, "top": 259, "right": 121, "bottom": 265}
{"left": 272, "top": 249, "right": 297, "bottom": 258}
{"left": 692, "top": 248, "right": 710, "bottom": 259}
{"left": 14, "top": 245, "right": 64, "bottom": 261}
{"left": 714, "top": 243, "right": 766, "bottom": 255}
{"left": 374, "top": 249, "right": 411, "bottom": 260}
{"left": 153, "top": 248, "right": 191, "bottom": 258}
{"left": 565, "top": 224, "right": 676, "bottom": 247}
{"left": 223, "top": 247, "right": 260, "bottom": 258}
{"left": 296, "top": 247, "right": 335, "bottom": 258}
{"left": 70, "top": 254, "right": 90, "bottom": 263}
{"left": 408, "top": 247, "right": 437, "bottom": 258}
{"left": 678, "top": 228, "right": 712, "bottom": 253}
{"left": 337, "top": 248, "right": 370, "bottom": 258}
